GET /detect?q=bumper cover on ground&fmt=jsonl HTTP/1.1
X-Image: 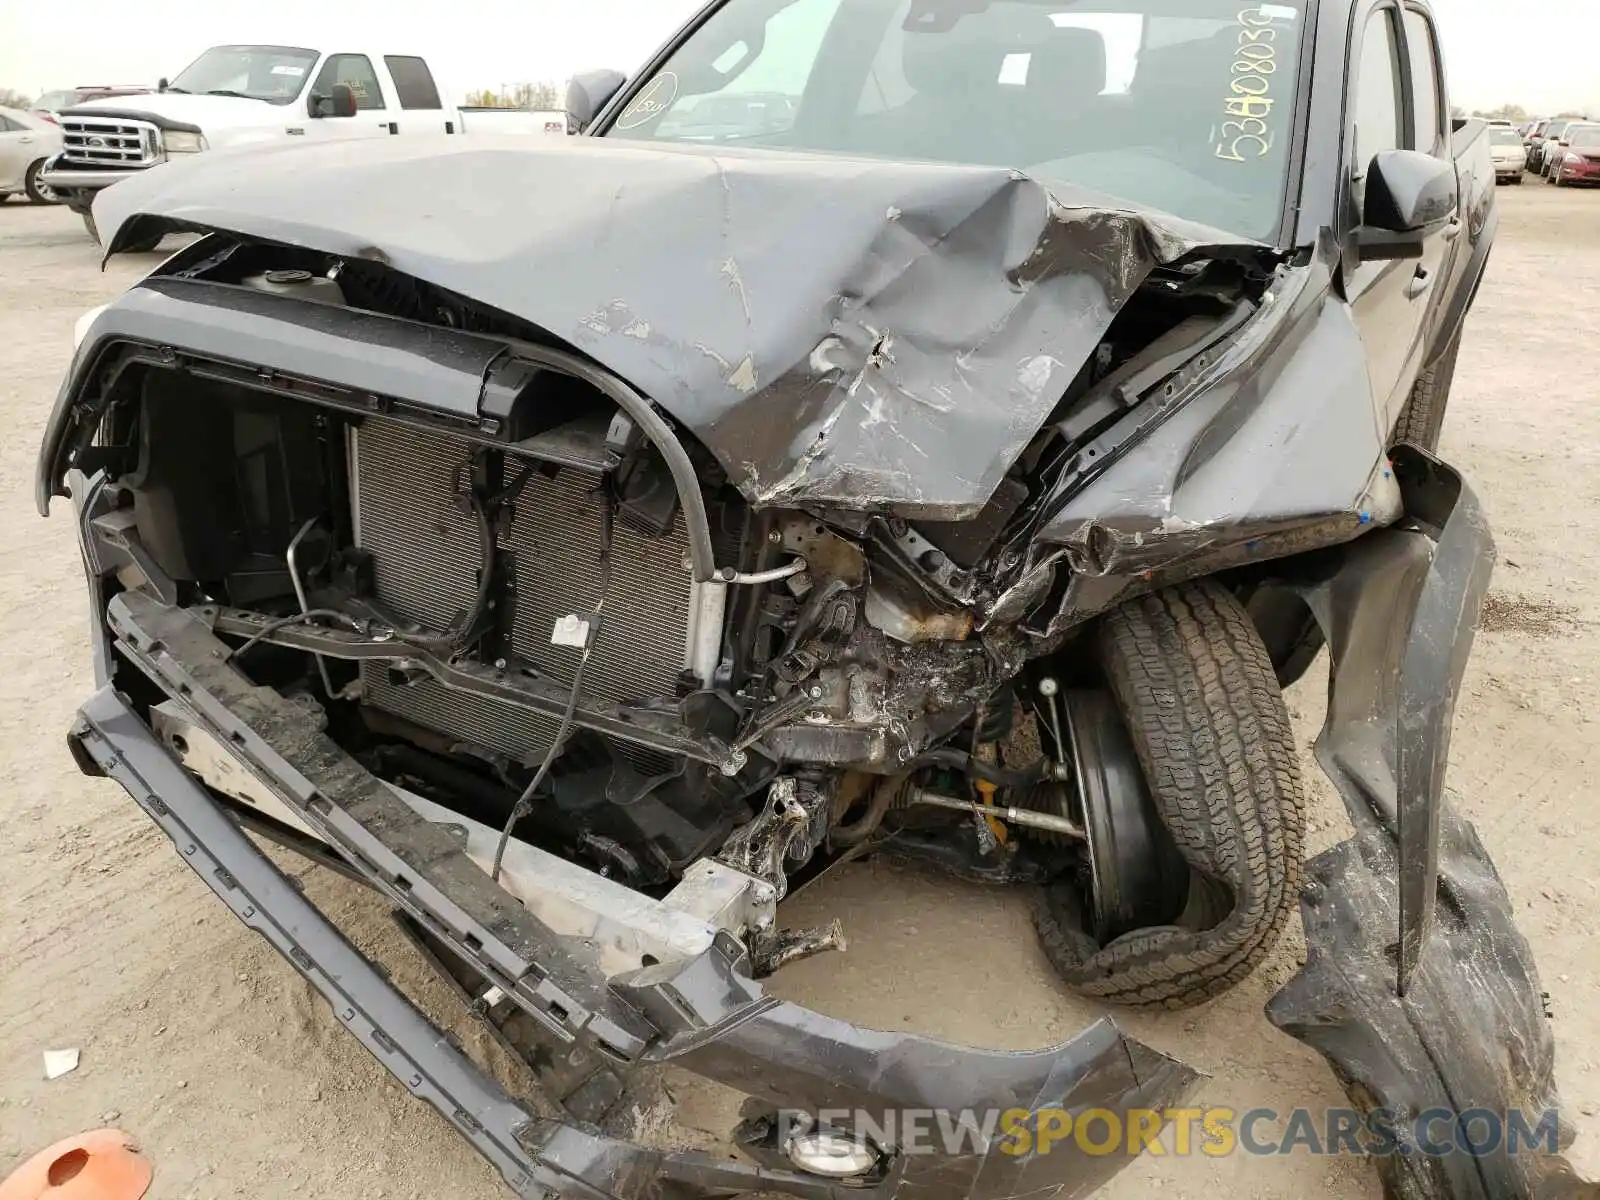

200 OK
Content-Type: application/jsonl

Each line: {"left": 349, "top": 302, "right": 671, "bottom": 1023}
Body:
{"left": 74, "top": 610, "right": 1199, "bottom": 1200}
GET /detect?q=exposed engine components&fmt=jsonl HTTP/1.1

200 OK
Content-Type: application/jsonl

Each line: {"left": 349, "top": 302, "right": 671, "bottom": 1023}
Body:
{"left": 715, "top": 777, "right": 831, "bottom": 900}
{"left": 241, "top": 267, "right": 346, "bottom": 305}
{"left": 904, "top": 786, "right": 1086, "bottom": 839}
{"left": 715, "top": 777, "right": 846, "bottom": 976}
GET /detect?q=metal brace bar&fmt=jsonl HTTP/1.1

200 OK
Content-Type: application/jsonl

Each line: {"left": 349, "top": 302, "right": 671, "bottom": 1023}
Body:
{"left": 73, "top": 687, "right": 560, "bottom": 1199}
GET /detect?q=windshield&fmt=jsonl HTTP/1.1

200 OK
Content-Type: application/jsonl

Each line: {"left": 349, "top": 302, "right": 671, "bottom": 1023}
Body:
{"left": 658, "top": 92, "right": 799, "bottom": 137}
{"left": 1490, "top": 127, "right": 1523, "bottom": 146}
{"left": 605, "top": 0, "right": 1306, "bottom": 240}
{"left": 34, "top": 90, "right": 79, "bottom": 110}
{"left": 1568, "top": 126, "right": 1600, "bottom": 149}
{"left": 168, "top": 45, "right": 319, "bottom": 104}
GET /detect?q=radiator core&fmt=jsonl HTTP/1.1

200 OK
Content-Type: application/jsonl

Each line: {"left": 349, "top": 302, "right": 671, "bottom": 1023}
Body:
{"left": 351, "top": 421, "right": 697, "bottom": 765}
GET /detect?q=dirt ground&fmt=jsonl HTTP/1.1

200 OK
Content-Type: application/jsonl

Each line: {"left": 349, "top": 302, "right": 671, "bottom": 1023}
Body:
{"left": 1, "top": 185, "right": 1597, "bottom": 1199}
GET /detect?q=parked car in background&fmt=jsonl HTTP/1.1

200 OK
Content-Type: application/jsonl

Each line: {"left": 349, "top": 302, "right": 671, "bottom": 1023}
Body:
{"left": 1530, "top": 119, "right": 1575, "bottom": 174}
{"left": 1549, "top": 123, "right": 1600, "bottom": 186}
{"left": 1538, "top": 122, "right": 1593, "bottom": 177}
{"left": 1488, "top": 123, "right": 1528, "bottom": 182}
{"left": 40, "top": 44, "right": 571, "bottom": 249}
{"left": 39, "top": 45, "right": 447, "bottom": 247}
{"left": 0, "top": 105, "right": 64, "bottom": 203}
{"left": 1526, "top": 118, "right": 1556, "bottom": 161}
{"left": 31, "top": 85, "right": 150, "bottom": 124}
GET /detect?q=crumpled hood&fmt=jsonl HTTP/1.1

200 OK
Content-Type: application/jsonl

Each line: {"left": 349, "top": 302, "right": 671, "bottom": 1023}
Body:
{"left": 95, "top": 135, "right": 1263, "bottom": 517}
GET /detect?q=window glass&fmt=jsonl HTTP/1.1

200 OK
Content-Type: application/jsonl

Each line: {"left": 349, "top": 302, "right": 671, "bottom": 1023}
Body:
{"left": 168, "top": 45, "right": 318, "bottom": 105}
{"left": 610, "top": 0, "right": 1309, "bottom": 241}
{"left": 313, "top": 54, "right": 386, "bottom": 110}
{"left": 385, "top": 56, "right": 442, "bottom": 110}
{"left": 1401, "top": 9, "right": 1440, "bottom": 152}
{"left": 0, "top": 116, "right": 19, "bottom": 132}
{"left": 1353, "top": 9, "right": 1401, "bottom": 176}
{"left": 631, "top": 0, "right": 840, "bottom": 139}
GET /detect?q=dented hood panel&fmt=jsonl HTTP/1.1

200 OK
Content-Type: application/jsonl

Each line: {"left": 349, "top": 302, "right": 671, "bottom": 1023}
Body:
{"left": 93, "top": 134, "right": 1262, "bottom": 518}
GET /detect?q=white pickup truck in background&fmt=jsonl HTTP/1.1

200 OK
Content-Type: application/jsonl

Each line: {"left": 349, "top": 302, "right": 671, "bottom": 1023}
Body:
{"left": 40, "top": 44, "right": 570, "bottom": 248}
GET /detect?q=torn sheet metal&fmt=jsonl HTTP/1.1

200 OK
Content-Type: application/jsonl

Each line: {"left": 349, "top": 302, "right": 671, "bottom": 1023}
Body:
{"left": 1269, "top": 815, "right": 1590, "bottom": 1200}
{"left": 1035, "top": 262, "right": 1402, "bottom": 585}
{"left": 90, "top": 135, "right": 1266, "bottom": 519}
{"left": 1264, "top": 447, "right": 1596, "bottom": 1197}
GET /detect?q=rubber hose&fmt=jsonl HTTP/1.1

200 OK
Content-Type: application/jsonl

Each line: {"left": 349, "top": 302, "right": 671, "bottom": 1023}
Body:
{"left": 829, "top": 774, "right": 904, "bottom": 847}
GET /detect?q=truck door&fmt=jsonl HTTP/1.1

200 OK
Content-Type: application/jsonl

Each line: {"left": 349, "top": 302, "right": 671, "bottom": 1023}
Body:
{"left": 302, "top": 53, "right": 398, "bottom": 141}
{"left": 1397, "top": 5, "right": 1459, "bottom": 371}
{"left": 1344, "top": 5, "right": 1424, "bottom": 432}
{"left": 1344, "top": 4, "right": 1458, "bottom": 438}
{"left": 383, "top": 56, "right": 451, "bottom": 134}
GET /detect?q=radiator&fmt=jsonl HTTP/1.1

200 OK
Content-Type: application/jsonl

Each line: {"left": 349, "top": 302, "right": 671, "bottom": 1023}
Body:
{"left": 351, "top": 421, "right": 697, "bottom": 765}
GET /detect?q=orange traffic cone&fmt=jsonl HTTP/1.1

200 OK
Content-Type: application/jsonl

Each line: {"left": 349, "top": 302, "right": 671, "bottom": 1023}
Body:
{"left": 0, "top": 1129, "right": 152, "bottom": 1200}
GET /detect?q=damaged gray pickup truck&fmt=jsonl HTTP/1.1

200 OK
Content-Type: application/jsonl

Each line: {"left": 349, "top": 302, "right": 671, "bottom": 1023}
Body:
{"left": 36, "top": 0, "right": 1595, "bottom": 1195}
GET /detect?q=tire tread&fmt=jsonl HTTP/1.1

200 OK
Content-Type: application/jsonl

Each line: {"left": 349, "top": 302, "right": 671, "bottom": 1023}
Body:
{"left": 1034, "top": 579, "right": 1306, "bottom": 1009}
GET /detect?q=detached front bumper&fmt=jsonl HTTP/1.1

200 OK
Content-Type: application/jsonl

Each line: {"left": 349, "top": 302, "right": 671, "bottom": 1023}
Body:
{"left": 72, "top": 592, "right": 1199, "bottom": 1200}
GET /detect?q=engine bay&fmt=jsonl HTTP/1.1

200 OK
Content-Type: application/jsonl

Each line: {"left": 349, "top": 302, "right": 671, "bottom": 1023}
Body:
{"left": 53, "top": 234, "right": 1274, "bottom": 972}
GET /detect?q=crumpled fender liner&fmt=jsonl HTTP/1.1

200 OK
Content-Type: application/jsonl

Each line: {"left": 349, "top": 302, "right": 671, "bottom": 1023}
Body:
{"left": 1265, "top": 445, "right": 1595, "bottom": 1198}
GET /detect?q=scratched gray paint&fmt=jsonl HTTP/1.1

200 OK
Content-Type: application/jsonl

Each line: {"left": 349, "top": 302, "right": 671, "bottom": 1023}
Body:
{"left": 93, "top": 134, "right": 1264, "bottom": 520}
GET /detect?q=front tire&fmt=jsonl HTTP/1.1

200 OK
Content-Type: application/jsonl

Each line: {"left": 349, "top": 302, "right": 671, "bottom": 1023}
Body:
{"left": 1033, "top": 580, "right": 1306, "bottom": 1009}
{"left": 1393, "top": 329, "right": 1460, "bottom": 450}
{"left": 24, "top": 161, "right": 59, "bottom": 205}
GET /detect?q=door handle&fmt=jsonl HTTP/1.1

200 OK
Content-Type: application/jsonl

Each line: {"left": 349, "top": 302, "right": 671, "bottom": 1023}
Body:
{"left": 1441, "top": 217, "right": 1463, "bottom": 241}
{"left": 1406, "top": 266, "right": 1433, "bottom": 299}
{"left": 18, "top": 135, "right": 33, "bottom": 144}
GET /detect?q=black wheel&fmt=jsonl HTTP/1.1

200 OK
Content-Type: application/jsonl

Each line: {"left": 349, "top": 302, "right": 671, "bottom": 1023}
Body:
{"left": 1033, "top": 579, "right": 1306, "bottom": 1009}
{"left": 1393, "top": 328, "right": 1460, "bottom": 450}
{"left": 23, "top": 160, "right": 59, "bottom": 204}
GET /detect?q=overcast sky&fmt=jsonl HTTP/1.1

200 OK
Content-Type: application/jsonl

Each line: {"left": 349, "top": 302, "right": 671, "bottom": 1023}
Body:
{"left": 2, "top": 0, "right": 1595, "bottom": 115}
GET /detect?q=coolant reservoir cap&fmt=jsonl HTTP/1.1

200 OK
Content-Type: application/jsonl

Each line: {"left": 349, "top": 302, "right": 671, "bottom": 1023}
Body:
{"left": 263, "top": 269, "right": 313, "bottom": 285}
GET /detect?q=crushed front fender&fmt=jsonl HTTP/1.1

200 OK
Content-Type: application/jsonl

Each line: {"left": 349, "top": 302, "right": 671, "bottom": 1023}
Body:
{"left": 1266, "top": 445, "right": 1595, "bottom": 1198}
{"left": 74, "top": 600, "right": 1200, "bottom": 1200}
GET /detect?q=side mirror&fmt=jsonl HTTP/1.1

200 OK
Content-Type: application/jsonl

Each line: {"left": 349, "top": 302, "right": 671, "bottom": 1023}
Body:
{"left": 1353, "top": 149, "right": 1458, "bottom": 263}
{"left": 157, "top": 77, "right": 169, "bottom": 92}
{"left": 308, "top": 84, "right": 358, "bottom": 119}
{"left": 566, "top": 69, "right": 627, "bottom": 133}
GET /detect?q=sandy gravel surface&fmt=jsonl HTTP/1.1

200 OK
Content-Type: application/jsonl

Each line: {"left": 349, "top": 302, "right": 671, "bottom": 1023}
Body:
{"left": 2, "top": 185, "right": 1597, "bottom": 1198}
